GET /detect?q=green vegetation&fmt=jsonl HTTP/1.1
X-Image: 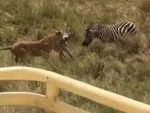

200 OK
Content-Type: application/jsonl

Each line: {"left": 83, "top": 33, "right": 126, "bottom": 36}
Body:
{"left": 0, "top": 0, "right": 150, "bottom": 113}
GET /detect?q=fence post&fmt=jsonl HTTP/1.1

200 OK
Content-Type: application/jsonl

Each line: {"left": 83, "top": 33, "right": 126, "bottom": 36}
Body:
{"left": 46, "top": 80, "right": 59, "bottom": 104}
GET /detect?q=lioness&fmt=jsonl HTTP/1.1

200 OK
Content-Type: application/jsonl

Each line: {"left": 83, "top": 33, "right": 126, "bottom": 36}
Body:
{"left": 0, "top": 31, "right": 67, "bottom": 63}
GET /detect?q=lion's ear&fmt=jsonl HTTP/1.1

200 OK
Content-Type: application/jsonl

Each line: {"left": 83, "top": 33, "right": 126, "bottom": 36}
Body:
{"left": 85, "top": 27, "right": 88, "bottom": 31}
{"left": 55, "top": 31, "right": 61, "bottom": 35}
{"left": 85, "top": 27, "right": 91, "bottom": 32}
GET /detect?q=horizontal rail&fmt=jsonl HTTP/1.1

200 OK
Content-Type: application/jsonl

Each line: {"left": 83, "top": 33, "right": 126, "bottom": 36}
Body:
{"left": 0, "top": 92, "right": 89, "bottom": 113}
{"left": 0, "top": 66, "right": 150, "bottom": 113}
{"left": 0, "top": 67, "right": 47, "bottom": 82}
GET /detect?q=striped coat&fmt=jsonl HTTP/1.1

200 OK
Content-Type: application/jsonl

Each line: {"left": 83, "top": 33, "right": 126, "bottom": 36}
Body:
{"left": 82, "top": 21, "right": 137, "bottom": 47}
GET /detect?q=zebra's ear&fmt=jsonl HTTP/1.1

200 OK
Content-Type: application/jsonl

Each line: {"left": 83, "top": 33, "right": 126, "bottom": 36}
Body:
{"left": 66, "top": 27, "right": 71, "bottom": 32}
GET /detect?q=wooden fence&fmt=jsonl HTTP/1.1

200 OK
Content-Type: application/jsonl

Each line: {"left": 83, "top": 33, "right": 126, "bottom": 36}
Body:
{"left": 0, "top": 66, "right": 150, "bottom": 113}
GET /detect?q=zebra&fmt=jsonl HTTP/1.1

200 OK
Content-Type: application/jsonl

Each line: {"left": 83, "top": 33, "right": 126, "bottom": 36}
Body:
{"left": 54, "top": 31, "right": 75, "bottom": 61}
{"left": 82, "top": 21, "right": 137, "bottom": 47}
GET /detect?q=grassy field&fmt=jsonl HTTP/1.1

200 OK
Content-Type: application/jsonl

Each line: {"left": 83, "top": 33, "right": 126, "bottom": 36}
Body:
{"left": 0, "top": 0, "right": 150, "bottom": 113}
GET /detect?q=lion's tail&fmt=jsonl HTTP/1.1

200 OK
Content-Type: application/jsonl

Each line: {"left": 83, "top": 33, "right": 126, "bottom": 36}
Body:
{"left": 0, "top": 46, "right": 11, "bottom": 51}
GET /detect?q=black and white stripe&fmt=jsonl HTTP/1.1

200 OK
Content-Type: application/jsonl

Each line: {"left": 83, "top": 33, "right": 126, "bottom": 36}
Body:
{"left": 82, "top": 21, "right": 137, "bottom": 46}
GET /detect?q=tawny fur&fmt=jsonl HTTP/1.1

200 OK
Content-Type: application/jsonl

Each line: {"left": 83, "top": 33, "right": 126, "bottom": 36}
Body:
{"left": 37, "top": 31, "right": 74, "bottom": 62}
{"left": 0, "top": 31, "right": 65, "bottom": 63}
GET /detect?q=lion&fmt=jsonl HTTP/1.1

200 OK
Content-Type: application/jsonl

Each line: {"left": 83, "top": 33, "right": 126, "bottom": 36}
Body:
{"left": 0, "top": 31, "right": 67, "bottom": 64}
{"left": 36, "top": 28, "right": 75, "bottom": 62}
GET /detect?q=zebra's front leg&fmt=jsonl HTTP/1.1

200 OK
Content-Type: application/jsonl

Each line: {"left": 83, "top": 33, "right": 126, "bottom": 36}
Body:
{"left": 63, "top": 47, "right": 74, "bottom": 61}
{"left": 59, "top": 52, "right": 66, "bottom": 63}
{"left": 61, "top": 51, "right": 66, "bottom": 59}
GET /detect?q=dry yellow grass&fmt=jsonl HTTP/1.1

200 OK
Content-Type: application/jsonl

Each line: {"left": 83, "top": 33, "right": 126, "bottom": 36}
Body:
{"left": 0, "top": 0, "right": 150, "bottom": 113}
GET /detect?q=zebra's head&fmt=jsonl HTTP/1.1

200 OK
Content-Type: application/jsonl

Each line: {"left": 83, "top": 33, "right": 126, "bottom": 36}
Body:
{"left": 61, "top": 27, "right": 74, "bottom": 41}
{"left": 82, "top": 27, "right": 95, "bottom": 47}
{"left": 62, "top": 31, "right": 75, "bottom": 42}
{"left": 59, "top": 30, "right": 75, "bottom": 47}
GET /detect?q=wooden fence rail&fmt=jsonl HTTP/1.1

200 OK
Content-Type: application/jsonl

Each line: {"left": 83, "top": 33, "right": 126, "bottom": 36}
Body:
{"left": 0, "top": 66, "right": 150, "bottom": 113}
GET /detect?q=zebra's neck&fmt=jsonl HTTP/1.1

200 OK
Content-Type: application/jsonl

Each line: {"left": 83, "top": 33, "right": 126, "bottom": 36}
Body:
{"left": 94, "top": 26, "right": 105, "bottom": 39}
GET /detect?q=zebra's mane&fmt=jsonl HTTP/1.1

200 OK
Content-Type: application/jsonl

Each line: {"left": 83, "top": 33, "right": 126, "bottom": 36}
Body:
{"left": 96, "top": 25, "right": 105, "bottom": 30}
